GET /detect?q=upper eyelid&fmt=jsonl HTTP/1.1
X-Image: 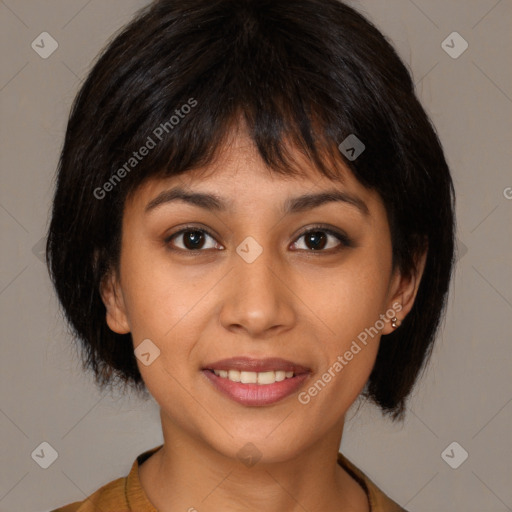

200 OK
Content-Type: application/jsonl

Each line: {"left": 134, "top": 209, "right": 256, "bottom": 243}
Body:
{"left": 166, "top": 225, "right": 350, "bottom": 249}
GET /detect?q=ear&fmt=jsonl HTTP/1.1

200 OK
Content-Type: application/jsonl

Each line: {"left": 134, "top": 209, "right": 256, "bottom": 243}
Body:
{"left": 99, "top": 269, "right": 131, "bottom": 334}
{"left": 381, "top": 241, "right": 428, "bottom": 335}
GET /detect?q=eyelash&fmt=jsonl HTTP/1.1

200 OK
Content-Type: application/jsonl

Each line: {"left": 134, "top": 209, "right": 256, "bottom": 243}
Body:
{"left": 164, "top": 224, "right": 354, "bottom": 254}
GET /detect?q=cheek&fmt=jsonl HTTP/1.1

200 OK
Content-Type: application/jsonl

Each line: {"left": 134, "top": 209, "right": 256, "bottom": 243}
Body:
{"left": 299, "top": 253, "right": 389, "bottom": 402}
{"left": 120, "top": 250, "right": 207, "bottom": 341}
{"left": 119, "top": 251, "right": 214, "bottom": 385}
{"left": 301, "top": 319, "right": 381, "bottom": 420}
{"left": 307, "top": 257, "right": 390, "bottom": 341}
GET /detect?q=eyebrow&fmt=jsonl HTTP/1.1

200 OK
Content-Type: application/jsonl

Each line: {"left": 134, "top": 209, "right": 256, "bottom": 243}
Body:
{"left": 144, "top": 186, "right": 370, "bottom": 217}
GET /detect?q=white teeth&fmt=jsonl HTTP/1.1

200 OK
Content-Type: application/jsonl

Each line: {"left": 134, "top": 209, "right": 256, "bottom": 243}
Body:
{"left": 228, "top": 369, "right": 241, "bottom": 382}
{"left": 240, "top": 371, "right": 257, "bottom": 384}
{"left": 275, "top": 371, "right": 286, "bottom": 382}
{"left": 257, "top": 371, "right": 275, "bottom": 385}
{"left": 212, "top": 369, "right": 296, "bottom": 384}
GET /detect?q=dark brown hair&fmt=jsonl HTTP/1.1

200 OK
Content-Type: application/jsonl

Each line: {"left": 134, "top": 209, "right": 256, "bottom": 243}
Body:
{"left": 46, "top": 0, "right": 456, "bottom": 420}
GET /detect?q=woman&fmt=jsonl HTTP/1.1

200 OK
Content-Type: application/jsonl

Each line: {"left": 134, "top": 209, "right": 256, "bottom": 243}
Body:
{"left": 47, "top": 0, "right": 456, "bottom": 510}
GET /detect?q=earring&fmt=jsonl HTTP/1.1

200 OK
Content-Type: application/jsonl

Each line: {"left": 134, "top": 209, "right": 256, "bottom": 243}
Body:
{"left": 391, "top": 317, "right": 401, "bottom": 329}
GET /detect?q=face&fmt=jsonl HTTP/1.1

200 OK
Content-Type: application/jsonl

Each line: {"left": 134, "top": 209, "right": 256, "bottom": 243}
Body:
{"left": 101, "top": 129, "right": 423, "bottom": 464}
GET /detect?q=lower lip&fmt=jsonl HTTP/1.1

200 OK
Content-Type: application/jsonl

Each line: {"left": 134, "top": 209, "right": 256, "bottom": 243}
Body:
{"left": 202, "top": 370, "right": 310, "bottom": 406}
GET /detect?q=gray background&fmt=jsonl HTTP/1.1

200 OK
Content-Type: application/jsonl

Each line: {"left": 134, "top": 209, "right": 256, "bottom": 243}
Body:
{"left": 0, "top": 0, "right": 511, "bottom": 511}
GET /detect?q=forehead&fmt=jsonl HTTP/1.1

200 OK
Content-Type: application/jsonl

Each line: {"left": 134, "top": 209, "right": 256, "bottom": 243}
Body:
{"left": 126, "top": 130, "right": 383, "bottom": 218}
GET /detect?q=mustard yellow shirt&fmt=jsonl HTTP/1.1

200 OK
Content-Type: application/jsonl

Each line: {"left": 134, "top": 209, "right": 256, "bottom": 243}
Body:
{"left": 51, "top": 444, "right": 408, "bottom": 511}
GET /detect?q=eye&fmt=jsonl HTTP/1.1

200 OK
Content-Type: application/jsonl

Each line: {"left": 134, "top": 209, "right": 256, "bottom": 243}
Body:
{"left": 291, "top": 225, "right": 353, "bottom": 252}
{"left": 164, "top": 224, "right": 353, "bottom": 254}
{"left": 165, "top": 227, "right": 223, "bottom": 252}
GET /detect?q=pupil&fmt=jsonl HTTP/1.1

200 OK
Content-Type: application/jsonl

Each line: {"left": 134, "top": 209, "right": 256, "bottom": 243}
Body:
{"left": 306, "top": 231, "right": 326, "bottom": 250}
{"left": 184, "top": 230, "right": 204, "bottom": 249}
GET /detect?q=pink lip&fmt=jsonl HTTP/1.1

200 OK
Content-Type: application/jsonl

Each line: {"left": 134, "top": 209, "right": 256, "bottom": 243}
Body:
{"left": 203, "top": 357, "right": 311, "bottom": 374}
{"left": 202, "top": 370, "right": 310, "bottom": 406}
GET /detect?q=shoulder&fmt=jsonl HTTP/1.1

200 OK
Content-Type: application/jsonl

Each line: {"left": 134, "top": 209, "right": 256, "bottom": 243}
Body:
{"left": 49, "top": 445, "right": 163, "bottom": 512}
{"left": 49, "top": 475, "right": 128, "bottom": 512}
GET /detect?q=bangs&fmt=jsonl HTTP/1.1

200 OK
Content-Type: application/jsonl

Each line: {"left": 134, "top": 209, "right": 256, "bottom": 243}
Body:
{"left": 71, "top": 0, "right": 411, "bottom": 209}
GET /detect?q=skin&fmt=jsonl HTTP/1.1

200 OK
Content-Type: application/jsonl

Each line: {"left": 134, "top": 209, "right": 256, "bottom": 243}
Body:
{"left": 100, "top": 125, "right": 427, "bottom": 512}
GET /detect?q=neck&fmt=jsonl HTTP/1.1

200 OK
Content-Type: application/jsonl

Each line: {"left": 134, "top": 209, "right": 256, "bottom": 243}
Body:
{"left": 138, "top": 411, "right": 369, "bottom": 512}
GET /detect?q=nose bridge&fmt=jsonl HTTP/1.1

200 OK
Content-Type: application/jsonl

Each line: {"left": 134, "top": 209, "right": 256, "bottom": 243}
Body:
{"left": 237, "top": 239, "right": 277, "bottom": 293}
{"left": 219, "top": 237, "right": 295, "bottom": 335}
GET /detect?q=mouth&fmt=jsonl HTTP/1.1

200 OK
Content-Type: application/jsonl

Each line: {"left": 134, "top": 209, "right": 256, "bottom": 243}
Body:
{"left": 203, "top": 356, "right": 311, "bottom": 375}
{"left": 201, "top": 357, "right": 311, "bottom": 406}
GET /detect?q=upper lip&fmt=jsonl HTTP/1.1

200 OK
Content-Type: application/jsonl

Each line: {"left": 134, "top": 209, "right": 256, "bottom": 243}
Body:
{"left": 203, "top": 357, "right": 311, "bottom": 374}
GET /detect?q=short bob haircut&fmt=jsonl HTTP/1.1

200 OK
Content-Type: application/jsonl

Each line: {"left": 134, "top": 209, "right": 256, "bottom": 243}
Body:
{"left": 46, "top": 0, "right": 456, "bottom": 421}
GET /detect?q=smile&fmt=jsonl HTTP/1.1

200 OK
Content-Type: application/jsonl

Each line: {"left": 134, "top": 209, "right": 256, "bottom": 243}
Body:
{"left": 211, "top": 369, "right": 295, "bottom": 385}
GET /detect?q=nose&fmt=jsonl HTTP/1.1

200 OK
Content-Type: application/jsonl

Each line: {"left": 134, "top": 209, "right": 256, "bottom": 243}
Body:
{"left": 218, "top": 244, "right": 297, "bottom": 338}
